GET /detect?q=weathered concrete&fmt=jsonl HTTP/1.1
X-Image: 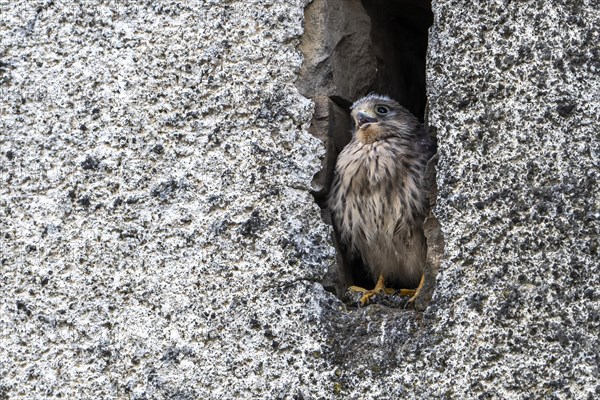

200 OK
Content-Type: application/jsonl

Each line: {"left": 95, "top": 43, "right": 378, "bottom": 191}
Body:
{"left": 418, "top": 1, "right": 600, "bottom": 397}
{"left": 1, "top": 0, "right": 598, "bottom": 399}
{"left": 0, "top": 1, "right": 334, "bottom": 398}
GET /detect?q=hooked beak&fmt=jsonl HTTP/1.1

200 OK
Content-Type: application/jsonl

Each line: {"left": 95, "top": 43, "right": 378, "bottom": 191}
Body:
{"left": 356, "top": 111, "right": 377, "bottom": 128}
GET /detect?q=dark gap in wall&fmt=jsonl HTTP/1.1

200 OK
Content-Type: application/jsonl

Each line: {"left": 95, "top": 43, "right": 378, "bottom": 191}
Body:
{"left": 328, "top": 96, "right": 352, "bottom": 111}
{"left": 362, "top": 0, "right": 432, "bottom": 121}
{"left": 297, "top": 0, "right": 437, "bottom": 308}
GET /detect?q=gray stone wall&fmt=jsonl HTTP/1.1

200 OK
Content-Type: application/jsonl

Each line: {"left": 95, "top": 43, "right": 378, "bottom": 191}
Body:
{"left": 1, "top": 0, "right": 598, "bottom": 399}
{"left": 419, "top": 0, "right": 599, "bottom": 397}
{"left": 1, "top": 1, "right": 334, "bottom": 398}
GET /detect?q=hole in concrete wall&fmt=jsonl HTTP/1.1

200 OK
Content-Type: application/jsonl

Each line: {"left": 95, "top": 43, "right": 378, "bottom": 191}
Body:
{"left": 362, "top": 0, "right": 431, "bottom": 119}
{"left": 297, "top": 0, "right": 441, "bottom": 310}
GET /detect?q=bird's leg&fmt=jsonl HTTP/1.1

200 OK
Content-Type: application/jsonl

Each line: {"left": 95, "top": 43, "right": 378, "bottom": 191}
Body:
{"left": 348, "top": 273, "right": 425, "bottom": 307}
{"left": 348, "top": 274, "right": 395, "bottom": 306}
{"left": 406, "top": 273, "right": 425, "bottom": 305}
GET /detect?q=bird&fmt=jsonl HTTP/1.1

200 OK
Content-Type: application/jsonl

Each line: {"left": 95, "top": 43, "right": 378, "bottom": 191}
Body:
{"left": 328, "top": 94, "right": 435, "bottom": 306}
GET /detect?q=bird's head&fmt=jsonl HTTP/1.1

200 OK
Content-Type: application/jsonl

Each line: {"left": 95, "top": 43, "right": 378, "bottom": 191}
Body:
{"left": 350, "top": 94, "right": 420, "bottom": 144}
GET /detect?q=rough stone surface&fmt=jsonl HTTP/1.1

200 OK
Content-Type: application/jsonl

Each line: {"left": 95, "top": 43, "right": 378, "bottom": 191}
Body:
{"left": 1, "top": 1, "right": 599, "bottom": 400}
{"left": 0, "top": 1, "right": 334, "bottom": 398}
{"left": 297, "top": 0, "right": 377, "bottom": 104}
{"left": 421, "top": 0, "right": 599, "bottom": 397}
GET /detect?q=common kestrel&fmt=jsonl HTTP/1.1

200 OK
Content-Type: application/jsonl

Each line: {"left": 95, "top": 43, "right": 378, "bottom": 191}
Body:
{"left": 329, "top": 94, "right": 435, "bottom": 306}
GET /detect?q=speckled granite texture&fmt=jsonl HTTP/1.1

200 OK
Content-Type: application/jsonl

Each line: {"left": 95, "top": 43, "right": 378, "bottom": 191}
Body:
{"left": 1, "top": 0, "right": 598, "bottom": 399}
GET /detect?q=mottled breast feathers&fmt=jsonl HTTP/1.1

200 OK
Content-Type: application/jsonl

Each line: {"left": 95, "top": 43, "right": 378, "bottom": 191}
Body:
{"left": 329, "top": 94, "right": 434, "bottom": 287}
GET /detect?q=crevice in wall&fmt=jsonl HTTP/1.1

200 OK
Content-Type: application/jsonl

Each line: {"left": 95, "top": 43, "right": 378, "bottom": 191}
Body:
{"left": 362, "top": 0, "right": 431, "bottom": 119}
{"left": 297, "top": 0, "right": 442, "bottom": 310}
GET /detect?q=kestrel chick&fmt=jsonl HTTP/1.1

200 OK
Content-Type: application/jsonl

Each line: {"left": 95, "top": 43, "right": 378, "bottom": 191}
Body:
{"left": 329, "top": 94, "right": 434, "bottom": 306}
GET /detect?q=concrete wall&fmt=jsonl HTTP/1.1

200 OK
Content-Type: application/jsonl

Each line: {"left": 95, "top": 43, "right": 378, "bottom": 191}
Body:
{"left": 1, "top": 0, "right": 598, "bottom": 399}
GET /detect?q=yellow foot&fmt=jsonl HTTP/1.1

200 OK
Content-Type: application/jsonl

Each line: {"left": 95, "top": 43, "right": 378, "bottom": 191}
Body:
{"left": 348, "top": 274, "right": 394, "bottom": 306}
{"left": 347, "top": 273, "right": 425, "bottom": 307}
{"left": 348, "top": 285, "right": 396, "bottom": 306}
{"left": 406, "top": 274, "right": 425, "bottom": 307}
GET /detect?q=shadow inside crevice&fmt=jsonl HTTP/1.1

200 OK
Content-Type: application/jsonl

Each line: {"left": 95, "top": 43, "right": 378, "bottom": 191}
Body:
{"left": 362, "top": 0, "right": 432, "bottom": 120}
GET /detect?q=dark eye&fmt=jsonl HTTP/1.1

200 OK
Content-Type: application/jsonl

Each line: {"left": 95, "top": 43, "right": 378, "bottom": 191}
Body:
{"left": 376, "top": 105, "right": 389, "bottom": 114}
